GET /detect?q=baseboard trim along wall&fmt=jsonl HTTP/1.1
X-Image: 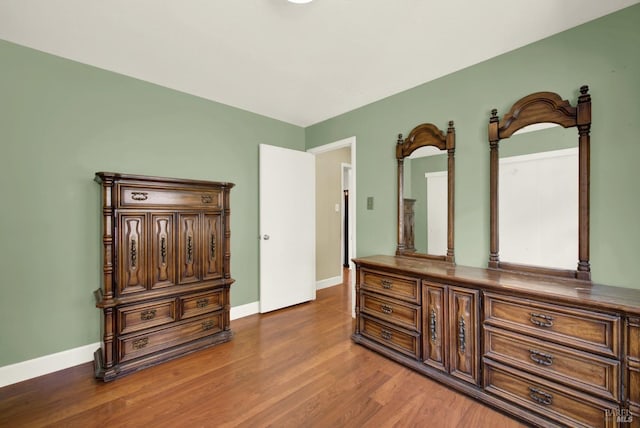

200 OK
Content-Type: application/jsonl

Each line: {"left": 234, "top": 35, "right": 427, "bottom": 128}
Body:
{"left": 230, "top": 301, "right": 260, "bottom": 320}
{"left": 316, "top": 275, "right": 342, "bottom": 290}
{"left": 0, "top": 301, "right": 261, "bottom": 388}
{"left": 0, "top": 342, "right": 100, "bottom": 388}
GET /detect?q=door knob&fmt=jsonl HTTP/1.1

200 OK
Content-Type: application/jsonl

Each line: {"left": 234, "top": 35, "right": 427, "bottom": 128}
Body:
{"left": 263, "top": 234, "right": 270, "bottom": 240}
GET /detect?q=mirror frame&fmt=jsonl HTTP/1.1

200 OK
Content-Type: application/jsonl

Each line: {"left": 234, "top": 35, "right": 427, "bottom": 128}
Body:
{"left": 488, "top": 85, "right": 592, "bottom": 280}
{"left": 396, "top": 121, "right": 455, "bottom": 262}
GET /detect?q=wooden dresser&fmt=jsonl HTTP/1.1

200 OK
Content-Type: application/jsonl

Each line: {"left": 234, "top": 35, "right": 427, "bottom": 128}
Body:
{"left": 353, "top": 255, "right": 640, "bottom": 428}
{"left": 94, "top": 172, "right": 234, "bottom": 381}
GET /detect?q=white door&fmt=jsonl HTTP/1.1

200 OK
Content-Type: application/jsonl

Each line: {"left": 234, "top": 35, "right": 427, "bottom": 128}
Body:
{"left": 259, "top": 144, "right": 316, "bottom": 313}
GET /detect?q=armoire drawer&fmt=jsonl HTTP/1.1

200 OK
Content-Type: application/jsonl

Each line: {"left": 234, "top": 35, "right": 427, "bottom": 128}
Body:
{"left": 360, "top": 315, "right": 420, "bottom": 359}
{"left": 484, "top": 360, "right": 618, "bottom": 428}
{"left": 484, "top": 293, "right": 620, "bottom": 358}
{"left": 117, "top": 298, "right": 177, "bottom": 335}
{"left": 180, "top": 289, "right": 225, "bottom": 319}
{"left": 484, "top": 326, "right": 620, "bottom": 401}
{"left": 361, "top": 269, "right": 420, "bottom": 304}
{"left": 118, "top": 185, "right": 222, "bottom": 209}
{"left": 360, "top": 291, "right": 420, "bottom": 331}
{"left": 118, "top": 312, "right": 223, "bottom": 362}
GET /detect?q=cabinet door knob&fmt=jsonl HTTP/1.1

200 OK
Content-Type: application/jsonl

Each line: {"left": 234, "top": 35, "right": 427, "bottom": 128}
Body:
{"left": 263, "top": 234, "right": 270, "bottom": 240}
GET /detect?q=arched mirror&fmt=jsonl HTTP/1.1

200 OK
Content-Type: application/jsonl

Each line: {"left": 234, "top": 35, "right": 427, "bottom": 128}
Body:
{"left": 488, "top": 86, "right": 591, "bottom": 280}
{"left": 396, "top": 121, "right": 455, "bottom": 262}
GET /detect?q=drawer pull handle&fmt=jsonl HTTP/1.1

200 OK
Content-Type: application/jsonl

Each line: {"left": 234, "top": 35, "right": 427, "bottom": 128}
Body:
{"left": 380, "top": 279, "right": 393, "bottom": 289}
{"left": 380, "top": 329, "right": 393, "bottom": 340}
{"left": 429, "top": 308, "right": 437, "bottom": 341}
{"left": 202, "top": 320, "right": 215, "bottom": 331}
{"left": 201, "top": 195, "right": 213, "bottom": 203}
{"left": 458, "top": 316, "right": 466, "bottom": 353}
{"left": 132, "top": 337, "right": 148, "bottom": 350}
{"left": 140, "top": 309, "right": 156, "bottom": 321}
{"left": 196, "top": 298, "right": 209, "bottom": 308}
{"left": 530, "top": 312, "right": 554, "bottom": 328}
{"left": 529, "top": 349, "right": 554, "bottom": 366}
{"left": 529, "top": 387, "right": 553, "bottom": 406}
{"left": 380, "top": 304, "right": 393, "bottom": 314}
{"left": 131, "top": 192, "right": 148, "bottom": 201}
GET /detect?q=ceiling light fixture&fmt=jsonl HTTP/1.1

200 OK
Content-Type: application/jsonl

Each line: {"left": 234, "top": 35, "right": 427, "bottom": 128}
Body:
{"left": 288, "top": 0, "right": 313, "bottom": 4}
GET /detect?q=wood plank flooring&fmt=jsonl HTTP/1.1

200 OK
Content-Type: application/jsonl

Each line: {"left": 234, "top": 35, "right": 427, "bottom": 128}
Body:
{"left": 0, "top": 273, "right": 527, "bottom": 427}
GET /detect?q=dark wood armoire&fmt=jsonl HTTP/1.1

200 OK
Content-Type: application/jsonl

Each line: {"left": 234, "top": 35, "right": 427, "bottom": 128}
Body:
{"left": 94, "top": 172, "right": 234, "bottom": 381}
{"left": 403, "top": 198, "right": 416, "bottom": 252}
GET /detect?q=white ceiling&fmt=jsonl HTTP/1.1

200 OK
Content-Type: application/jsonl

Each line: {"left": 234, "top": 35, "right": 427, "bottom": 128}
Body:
{"left": 1, "top": 0, "right": 638, "bottom": 127}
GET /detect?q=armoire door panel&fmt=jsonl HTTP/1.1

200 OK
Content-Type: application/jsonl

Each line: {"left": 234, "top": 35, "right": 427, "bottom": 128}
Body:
{"left": 449, "top": 286, "right": 480, "bottom": 385}
{"left": 150, "top": 214, "right": 175, "bottom": 289}
{"left": 178, "top": 213, "right": 200, "bottom": 284}
{"left": 202, "top": 213, "right": 222, "bottom": 281}
{"left": 423, "top": 282, "right": 447, "bottom": 372}
{"left": 118, "top": 214, "right": 147, "bottom": 294}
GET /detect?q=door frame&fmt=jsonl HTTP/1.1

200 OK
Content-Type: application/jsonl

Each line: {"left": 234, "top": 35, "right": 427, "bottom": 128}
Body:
{"left": 307, "top": 136, "right": 356, "bottom": 316}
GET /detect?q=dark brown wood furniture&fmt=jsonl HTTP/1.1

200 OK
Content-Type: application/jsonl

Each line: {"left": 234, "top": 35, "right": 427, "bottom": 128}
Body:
{"left": 403, "top": 198, "right": 416, "bottom": 252}
{"left": 354, "top": 88, "right": 640, "bottom": 426}
{"left": 488, "top": 86, "right": 592, "bottom": 280}
{"left": 94, "top": 172, "right": 234, "bottom": 381}
{"left": 396, "top": 121, "right": 455, "bottom": 262}
{"left": 352, "top": 255, "right": 640, "bottom": 428}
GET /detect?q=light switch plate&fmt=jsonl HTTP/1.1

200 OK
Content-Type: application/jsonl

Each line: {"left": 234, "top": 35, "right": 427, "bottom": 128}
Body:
{"left": 367, "top": 197, "right": 374, "bottom": 210}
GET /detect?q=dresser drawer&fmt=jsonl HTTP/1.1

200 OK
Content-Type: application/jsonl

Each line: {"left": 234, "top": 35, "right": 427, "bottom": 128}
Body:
{"left": 360, "top": 269, "right": 420, "bottom": 304}
{"left": 629, "top": 404, "right": 639, "bottom": 428}
{"left": 360, "top": 315, "right": 420, "bottom": 359}
{"left": 117, "top": 298, "right": 177, "bottom": 335}
{"left": 118, "top": 184, "right": 222, "bottom": 209}
{"left": 484, "top": 293, "right": 620, "bottom": 358}
{"left": 484, "top": 326, "right": 620, "bottom": 401}
{"left": 119, "top": 312, "right": 223, "bottom": 362}
{"left": 484, "top": 360, "right": 618, "bottom": 428}
{"left": 180, "top": 289, "right": 225, "bottom": 319}
{"left": 360, "top": 291, "right": 420, "bottom": 331}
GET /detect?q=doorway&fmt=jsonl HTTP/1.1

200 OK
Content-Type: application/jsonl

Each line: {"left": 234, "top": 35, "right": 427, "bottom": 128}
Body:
{"left": 307, "top": 137, "right": 356, "bottom": 313}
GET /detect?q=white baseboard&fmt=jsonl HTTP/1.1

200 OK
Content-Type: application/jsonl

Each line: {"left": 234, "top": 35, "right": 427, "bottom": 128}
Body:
{"left": 230, "top": 301, "right": 260, "bottom": 320}
{"left": 0, "top": 302, "right": 262, "bottom": 388}
{"left": 316, "top": 275, "right": 342, "bottom": 290}
{"left": 0, "top": 342, "right": 100, "bottom": 388}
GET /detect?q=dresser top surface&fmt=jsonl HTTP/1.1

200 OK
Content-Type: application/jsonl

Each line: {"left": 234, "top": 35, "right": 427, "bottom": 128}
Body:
{"left": 95, "top": 171, "right": 235, "bottom": 188}
{"left": 354, "top": 255, "right": 640, "bottom": 315}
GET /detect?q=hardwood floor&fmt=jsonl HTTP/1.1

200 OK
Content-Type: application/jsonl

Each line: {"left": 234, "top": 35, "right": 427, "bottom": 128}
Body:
{"left": 0, "top": 272, "right": 526, "bottom": 427}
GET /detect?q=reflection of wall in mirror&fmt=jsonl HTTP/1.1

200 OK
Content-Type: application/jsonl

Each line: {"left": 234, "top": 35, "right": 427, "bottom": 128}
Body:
{"left": 499, "top": 125, "right": 578, "bottom": 270}
{"left": 407, "top": 154, "right": 447, "bottom": 255}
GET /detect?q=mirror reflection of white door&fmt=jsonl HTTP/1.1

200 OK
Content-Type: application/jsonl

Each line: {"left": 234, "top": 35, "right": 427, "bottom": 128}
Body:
{"left": 425, "top": 171, "right": 447, "bottom": 255}
{"left": 259, "top": 144, "right": 316, "bottom": 313}
{"left": 499, "top": 148, "right": 578, "bottom": 270}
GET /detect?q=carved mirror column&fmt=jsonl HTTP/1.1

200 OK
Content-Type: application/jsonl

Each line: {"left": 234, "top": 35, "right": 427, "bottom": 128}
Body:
{"left": 488, "top": 86, "right": 591, "bottom": 280}
{"left": 396, "top": 121, "right": 455, "bottom": 262}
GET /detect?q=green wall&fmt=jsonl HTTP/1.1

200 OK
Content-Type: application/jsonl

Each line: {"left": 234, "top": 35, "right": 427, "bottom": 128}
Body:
{"left": 2, "top": 4, "right": 639, "bottom": 369}
{"left": 306, "top": 5, "right": 640, "bottom": 289}
{"left": 0, "top": 40, "right": 304, "bottom": 366}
